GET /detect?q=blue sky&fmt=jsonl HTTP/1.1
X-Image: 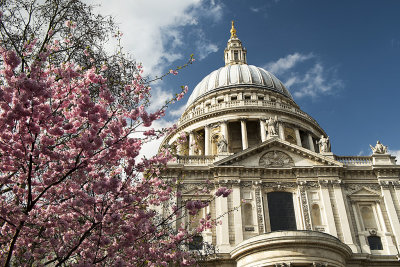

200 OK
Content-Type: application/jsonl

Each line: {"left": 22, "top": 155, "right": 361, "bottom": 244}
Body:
{"left": 92, "top": 0, "right": 400, "bottom": 159}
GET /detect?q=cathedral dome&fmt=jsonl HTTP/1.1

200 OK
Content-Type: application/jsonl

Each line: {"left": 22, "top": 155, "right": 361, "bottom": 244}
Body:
{"left": 186, "top": 64, "right": 293, "bottom": 107}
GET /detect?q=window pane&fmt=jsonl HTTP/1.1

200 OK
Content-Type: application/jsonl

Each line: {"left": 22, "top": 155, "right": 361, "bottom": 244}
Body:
{"left": 368, "top": 236, "right": 383, "bottom": 250}
{"left": 267, "top": 192, "right": 297, "bottom": 231}
{"left": 189, "top": 235, "right": 203, "bottom": 250}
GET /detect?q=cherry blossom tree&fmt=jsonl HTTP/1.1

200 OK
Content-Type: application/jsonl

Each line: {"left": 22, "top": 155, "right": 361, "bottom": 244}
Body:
{"left": 0, "top": 0, "right": 231, "bottom": 266}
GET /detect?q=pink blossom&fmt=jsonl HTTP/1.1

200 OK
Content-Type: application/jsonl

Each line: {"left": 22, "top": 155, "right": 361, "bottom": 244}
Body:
{"left": 169, "top": 69, "right": 178, "bottom": 75}
{"left": 215, "top": 187, "right": 232, "bottom": 197}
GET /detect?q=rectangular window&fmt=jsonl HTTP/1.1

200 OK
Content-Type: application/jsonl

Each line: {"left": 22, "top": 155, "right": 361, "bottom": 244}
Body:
{"left": 188, "top": 235, "right": 203, "bottom": 250}
{"left": 267, "top": 192, "right": 297, "bottom": 231}
{"left": 368, "top": 236, "right": 383, "bottom": 250}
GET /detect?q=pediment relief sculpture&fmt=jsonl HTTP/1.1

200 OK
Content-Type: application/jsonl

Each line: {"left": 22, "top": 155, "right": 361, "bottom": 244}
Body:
{"left": 259, "top": 150, "right": 294, "bottom": 167}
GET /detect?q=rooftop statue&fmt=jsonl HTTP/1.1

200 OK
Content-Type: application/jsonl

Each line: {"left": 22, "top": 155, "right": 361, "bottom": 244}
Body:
{"left": 318, "top": 135, "right": 331, "bottom": 153}
{"left": 370, "top": 140, "right": 388, "bottom": 154}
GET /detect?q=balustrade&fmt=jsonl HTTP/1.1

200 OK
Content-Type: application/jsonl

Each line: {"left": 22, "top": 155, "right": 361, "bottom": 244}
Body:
{"left": 334, "top": 156, "right": 372, "bottom": 166}
{"left": 178, "top": 99, "right": 317, "bottom": 127}
{"left": 175, "top": 155, "right": 216, "bottom": 165}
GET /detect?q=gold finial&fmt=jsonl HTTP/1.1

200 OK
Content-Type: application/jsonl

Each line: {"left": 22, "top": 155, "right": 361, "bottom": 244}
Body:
{"left": 230, "top": 20, "right": 237, "bottom": 38}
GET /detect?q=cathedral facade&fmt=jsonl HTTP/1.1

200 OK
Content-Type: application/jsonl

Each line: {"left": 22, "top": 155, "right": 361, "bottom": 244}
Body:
{"left": 160, "top": 23, "right": 400, "bottom": 267}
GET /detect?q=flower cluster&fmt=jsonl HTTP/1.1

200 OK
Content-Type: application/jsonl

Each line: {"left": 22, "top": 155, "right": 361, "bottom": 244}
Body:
{"left": 0, "top": 43, "right": 204, "bottom": 266}
{"left": 215, "top": 187, "right": 232, "bottom": 198}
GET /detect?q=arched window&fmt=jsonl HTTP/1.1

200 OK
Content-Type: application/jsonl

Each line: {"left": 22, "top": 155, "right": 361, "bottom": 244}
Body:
{"left": 311, "top": 203, "right": 322, "bottom": 226}
{"left": 267, "top": 192, "right": 297, "bottom": 231}
{"left": 360, "top": 206, "right": 377, "bottom": 229}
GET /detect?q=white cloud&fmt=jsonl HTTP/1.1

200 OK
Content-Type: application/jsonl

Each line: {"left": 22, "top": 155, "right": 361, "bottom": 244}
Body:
{"left": 89, "top": 0, "right": 223, "bottom": 74}
{"left": 147, "top": 84, "right": 174, "bottom": 113}
{"left": 265, "top": 53, "right": 343, "bottom": 99}
{"left": 132, "top": 119, "right": 175, "bottom": 159}
{"left": 169, "top": 104, "right": 186, "bottom": 118}
{"left": 194, "top": 30, "right": 219, "bottom": 60}
{"left": 290, "top": 63, "right": 343, "bottom": 98}
{"left": 388, "top": 149, "right": 400, "bottom": 165}
{"left": 250, "top": 7, "right": 260, "bottom": 12}
{"left": 264, "top": 52, "right": 313, "bottom": 75}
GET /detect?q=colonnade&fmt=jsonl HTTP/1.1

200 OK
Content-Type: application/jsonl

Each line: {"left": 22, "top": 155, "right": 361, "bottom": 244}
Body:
{"left": 186, "top": 118, "right": 318, "bottom": 156}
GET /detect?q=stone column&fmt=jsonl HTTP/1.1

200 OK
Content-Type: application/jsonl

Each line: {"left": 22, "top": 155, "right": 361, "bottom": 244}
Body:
{"left": 294, "top": 128, "right": 302, "bottom": 147}
{"left": 333, "top": 182, "right": 358, "bottom": 252}
{"left": 232, "top": 186, "right": 243, "bottom": 245}
{"left": 240, "top": 119, "right": 248, "bottom": 150}
{"left": 380, "top": 182, "right": 400, "bottom": 251}
{"left": 215, "top": 193, "right": 230, "bottom": 252}
{"left": 221, "top": 121, "right": 228, "bottom": 142}
{"left": 319, "top": 181, "right": 338, "bottom": 237}
{"left": 278, "top": 123, "right": 285, "bottom": 140}
{"left": 204, "top": 125, "right": 211, "bottom": 155}
{"left": 188, "top": 131, "right": 195, "bottom": 156}
{"left": 308, "top": 134, "right": 315, "bottom": 152}
{"left": 260, "top": 119, "right": 267, "bottom": 142}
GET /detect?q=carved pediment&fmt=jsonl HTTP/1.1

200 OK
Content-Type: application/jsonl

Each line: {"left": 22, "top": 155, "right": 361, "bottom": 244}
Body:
{"left": 348, "top": 186, "right": 381, "bottom": 202}
{"left": 259, "top": 150, "right": 294, "bottom": 168}
{"left": 349, "top": 187, "right": 380, "bottom": 197}
{"left": 214, "top": 138, "right": 342, "bottom": 168}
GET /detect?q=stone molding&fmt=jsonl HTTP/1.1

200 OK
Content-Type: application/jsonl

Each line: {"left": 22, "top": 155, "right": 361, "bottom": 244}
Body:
{"left": 230, "top": 231, "right": 352, "bottom": 267}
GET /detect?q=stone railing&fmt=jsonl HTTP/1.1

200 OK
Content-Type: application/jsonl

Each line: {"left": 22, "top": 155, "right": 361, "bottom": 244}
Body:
{"left": 334, "top": 156, "right": 372, "bottom": 166}
{"left": 174, "top": 155, "right": 216, "bottom": 165}
{"left": 179, "top": 100, "right": 318, "bottom": 126}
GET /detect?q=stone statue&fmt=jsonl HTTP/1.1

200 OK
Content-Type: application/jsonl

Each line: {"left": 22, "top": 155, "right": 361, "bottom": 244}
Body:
{"left": 217, "top": 135, "right": 228, "bottom": 153}
{"left": 266, "top": 116, "right": 278, "bottom": 136}
{"left": 318, "top": 135, "right": 330, "bottom": 153}
{"left": 370, "top": 140, "right": 388, "bottom": 154}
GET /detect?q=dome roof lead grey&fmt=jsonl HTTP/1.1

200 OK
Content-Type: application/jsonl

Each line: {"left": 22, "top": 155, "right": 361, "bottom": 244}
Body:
{"left": 186, "top": 20, "right": 293, "bottom": 107}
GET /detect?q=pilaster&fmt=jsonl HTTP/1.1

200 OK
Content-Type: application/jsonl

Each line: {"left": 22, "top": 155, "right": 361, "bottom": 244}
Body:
{"left": 215, "top": 194, "right": 231, "bottom": 252}
{"left": 232, "top": 186, "right": 243, "bottom": 245}
{"left": 319, "top": 181, "right": 338, "bottom": 237}
{"left": 332, "top": 182, "right": 358, "bottom": 252}
{"left": 380, "top": 181, "right": 400, "bottom": 252}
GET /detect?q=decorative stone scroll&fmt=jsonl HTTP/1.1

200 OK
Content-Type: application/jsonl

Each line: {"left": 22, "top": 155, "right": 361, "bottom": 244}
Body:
{"left": 299, "top": 186, "right": 312, "bottom": 230}
{"left": 254, "top": 187, "right": 265, "bottom": 233}
{"left": 259, "top": 151, "right": 294, "bottom": 168}
{"left": 262, "top": 182, "right": 297, "bottom": 190}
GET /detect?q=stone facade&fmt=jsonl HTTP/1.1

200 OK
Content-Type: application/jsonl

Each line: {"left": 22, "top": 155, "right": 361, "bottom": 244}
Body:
{"left": 160, "top": 23, "right": 400, "bottom": 266}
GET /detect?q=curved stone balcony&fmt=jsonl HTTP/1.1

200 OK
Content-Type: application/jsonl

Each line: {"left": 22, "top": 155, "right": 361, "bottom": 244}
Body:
{"left": 230, "top": 231, "right": 352, "bottom": 267}
{"left": 178, "top": 99, "right": 320, "bottom": 128}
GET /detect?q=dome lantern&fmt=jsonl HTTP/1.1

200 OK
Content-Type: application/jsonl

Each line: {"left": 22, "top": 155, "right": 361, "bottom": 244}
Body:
{"left": 224, "top": 21, "right": 247, "bottom": 65}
